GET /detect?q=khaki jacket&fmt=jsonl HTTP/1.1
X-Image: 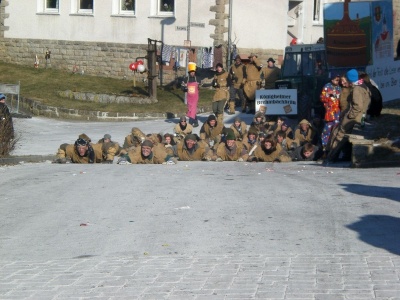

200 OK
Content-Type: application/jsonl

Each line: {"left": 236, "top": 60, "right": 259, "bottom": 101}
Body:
{"left": 127, "top": 146, "right": 169, "bottom": 164}
{"left": 176, "top": 142, "right": 210, "bottom": 161}
{"left": 294, "top": 127, "right": 315, "bottom": 146}
{"left": 252, "top": 143, "right": 291, "bottom": 162}
{"left": 57, "top": 143, "right": 104, "bottom": 163}
{"left": 244, "top": 57, "right": 263, "bottom": 100}
{"left": 215, "top": 141, "right": 249, "bottom": 161}
{"left": 347, "top": 84, "right": 371, "bottom": 123}
{"left": 339, "top": 87, "right": 351, "bottom": 113}
{"left": 262, "top": 66, "right": 281, "bottom": 89}
{"left": 200, "top": 121, "right": 225, "bottom": 142}
{"left": 229, "top": 63, "right": 246, "bottom": 89}
{"left": 174, "top": 123, "right": 193, "bottom": 136}
{"left": 213, "top": 71, "right": 230, "bottom": 102}
{"left": 230, "top": 122, "right": 248, "bottom": 141}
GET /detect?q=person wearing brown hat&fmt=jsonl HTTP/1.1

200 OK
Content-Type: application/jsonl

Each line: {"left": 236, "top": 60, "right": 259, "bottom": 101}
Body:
{"left": 199, "top": 114, "right": 225, "bottom": 149}
{"left": 175, "top": 133, "right": 211, "bottom": 161}
{"left": 244, "top": 53, "right": 263, "bottom": 114}
{"left": 230, "top": 116, "right": 248, "bottom": 141}
{"left": 213, "top": 129, "right": 249, "bottom": 162}
{"left": 228, "top": 55, "right": 247, "bottom": 115}
{"left": 261, "top": 57, "right": 281, "bottom": 89}
{"left": 211, "top": 63, "right": 230, "bottom": 122}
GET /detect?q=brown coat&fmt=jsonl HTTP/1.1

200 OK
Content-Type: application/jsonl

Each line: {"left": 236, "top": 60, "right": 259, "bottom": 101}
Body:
{"left": 242, "top": 135, "right": 258, "bottom": 154}
{"left": 339, "top": 86, "right": 351, "bottom": 113}
{"left": 262, "top": 66, "right": 281, "bottom": 89}
{"left": 126, "top": 146, "right": 169, "bottom": 164}
{"left": 347, "top": 84, "right": 371, "bottom": 122}
{"left": 213, "top": 71, "right": 230, "bottom": 102}
{"left": 294, "top": 121, "right": 315, "bottom": 146}
{"left": 230, "top": 121, "right": 248, "bottom": 141}
{"left": 244, "top": 57, "right": 262, "bottom": 100}
{"left": 57, "top": 143, "right": 104, "bottom": 163}
{"left": 122, "top": 128, "right": 146, "bottom": 150}
{"left": 229, "top": 63, "right": 246, "bottom": 89}
{"left": 174, "top": 123, "right": 193, "bottom": 137}
{"left": 176, "top": 142, "right": 210, "bottom": 161}
{"left": 252, "top": 143, "right": 291, "bottom": 162}
{"left": 199, "top": 121, "right": 225, "bottom": 142}
{"left": 215, "top": 141, "right": 249, "bottom": 161}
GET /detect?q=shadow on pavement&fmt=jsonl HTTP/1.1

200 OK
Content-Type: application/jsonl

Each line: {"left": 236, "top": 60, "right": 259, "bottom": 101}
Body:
{"left": 347, "top": 215, "right": 400, "bottom": 255}
{"left": 339, "top": 183, "right": 400, "bottom": 202}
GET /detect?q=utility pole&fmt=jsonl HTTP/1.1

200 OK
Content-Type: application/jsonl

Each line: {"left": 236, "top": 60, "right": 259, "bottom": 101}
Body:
{"left": 227, "top": 0, "right": 232, "bottom": 68}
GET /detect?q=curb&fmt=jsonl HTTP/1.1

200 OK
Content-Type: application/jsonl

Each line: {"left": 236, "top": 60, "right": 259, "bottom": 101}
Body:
{"left": 0, "top": 155, "right": 56, "bottom": 165}
{"left": 16, "top": 96, "right": 213, "bottom": 122}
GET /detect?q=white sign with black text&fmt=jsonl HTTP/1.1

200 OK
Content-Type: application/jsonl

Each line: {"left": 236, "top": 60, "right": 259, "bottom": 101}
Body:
{"left": 255, "top": 89, "right": 297, "bottom": 115}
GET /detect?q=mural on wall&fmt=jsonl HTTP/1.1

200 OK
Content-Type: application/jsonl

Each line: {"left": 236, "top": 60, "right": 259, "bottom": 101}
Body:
{"left": 371, "top": 1, "right": 393, "bottom": 61}
{"left": 324, "top": 0, "right": 371, "bottom": 67}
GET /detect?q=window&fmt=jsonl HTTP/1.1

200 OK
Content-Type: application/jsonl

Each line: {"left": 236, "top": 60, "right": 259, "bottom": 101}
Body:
{"left": 158, "top": 0, "right": 174, "bottom": 15}
{"left": 120, "top": 0, "right": 135, "bottom": 15}
{"left": 46, "top": 0, "right": 59, "bottom": 10}
{"left": 313, "top": 0, "right": 322, "bottom": 23}
{"left": 37, "top": 0, "right": 59, "bottom": 13}
{"left": 79, "top": 0, "right": 93, "bottom": 13}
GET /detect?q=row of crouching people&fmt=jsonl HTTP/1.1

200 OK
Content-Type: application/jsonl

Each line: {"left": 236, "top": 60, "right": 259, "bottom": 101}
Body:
{"left": 53, "top": 113, "right": 323, "bottom": 164}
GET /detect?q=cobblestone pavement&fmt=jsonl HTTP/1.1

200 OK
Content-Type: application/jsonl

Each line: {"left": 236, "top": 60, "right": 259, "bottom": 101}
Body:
{"left": 1, "top": 254, "right": 400, "bottom": 299}
{"left": 2, "top": 117, "right": 400, "bottom": 299}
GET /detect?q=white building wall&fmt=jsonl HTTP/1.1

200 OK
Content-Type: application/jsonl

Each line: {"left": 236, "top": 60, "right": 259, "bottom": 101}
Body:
{"left": 230, "top": 0, "right": 289, "bottom": 50}
{"left": 3, "top": 1, "right": 214, "bottom": 46}
{"left": 3, "top": 0, "right": 293, "bottom": 50}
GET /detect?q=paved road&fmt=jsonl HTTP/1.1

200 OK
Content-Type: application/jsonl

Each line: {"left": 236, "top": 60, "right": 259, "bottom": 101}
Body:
{"left": 1, "top": 116, "right": 400, "bottom": 299}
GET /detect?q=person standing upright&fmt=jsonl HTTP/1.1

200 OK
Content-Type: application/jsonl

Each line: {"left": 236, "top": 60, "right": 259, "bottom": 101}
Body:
{"left": 211, "top": 63, "right": 230, "bottom": 123}
{"left": 181, "top": 62, "right": 200, "bottom": 127}
{"left": 243, "top": 53, "right": 263, "bottom": 114}
{"left": 262, "top": 57, "right": 281, "bottom": 89}
{"left": 0, "top": 93, "right": 14, "bottom": 143}
{"left": 228, "top": 55, "right": 247, "bottom": 115}
{"left": 320, "top": 74, "right": 341, "bottom": 150}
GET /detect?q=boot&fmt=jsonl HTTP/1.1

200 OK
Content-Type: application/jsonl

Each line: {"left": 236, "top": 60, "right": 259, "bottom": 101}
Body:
{"left": 216, "top": 113, "right": 224, "bottom": 124}
{"left": 241, "top": 99, "right": 247, "bottom": 113}
{"left": 228, "top": 101, "right": 235, "bottom": 115}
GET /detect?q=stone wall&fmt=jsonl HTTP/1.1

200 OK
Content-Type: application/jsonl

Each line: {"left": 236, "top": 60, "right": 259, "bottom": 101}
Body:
{"left": 16, "top": 96, "right": 213, "bottom": 122}
{"left": 0, "top": 37, "right": 283, "bottom": 84}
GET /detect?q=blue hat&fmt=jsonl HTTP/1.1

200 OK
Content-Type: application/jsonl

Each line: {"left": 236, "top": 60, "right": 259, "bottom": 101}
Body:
{"left": 0, "top": 94, "right": 6, "bottom": 100}
{"left": 346, "top": 69, "right": 359, "bottom": 83}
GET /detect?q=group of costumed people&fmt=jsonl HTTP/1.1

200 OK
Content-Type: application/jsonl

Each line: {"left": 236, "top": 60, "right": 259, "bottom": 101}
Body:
{"left": 180, "top": 53, "right": 281, "bottom": 128}
{"left": 53, "top": 112, "right": 330, "bottom": 165}
{"left": 319, "top": 68, "right": 381, "bottom": 162}
{"left": 53, "top": 57, "right": 379, "bottom": 165}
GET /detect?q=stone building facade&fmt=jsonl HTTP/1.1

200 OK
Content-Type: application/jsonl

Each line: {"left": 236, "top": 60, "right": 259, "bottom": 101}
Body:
{"left": 0, "top": 0, "right": 399, "bottom": 84}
